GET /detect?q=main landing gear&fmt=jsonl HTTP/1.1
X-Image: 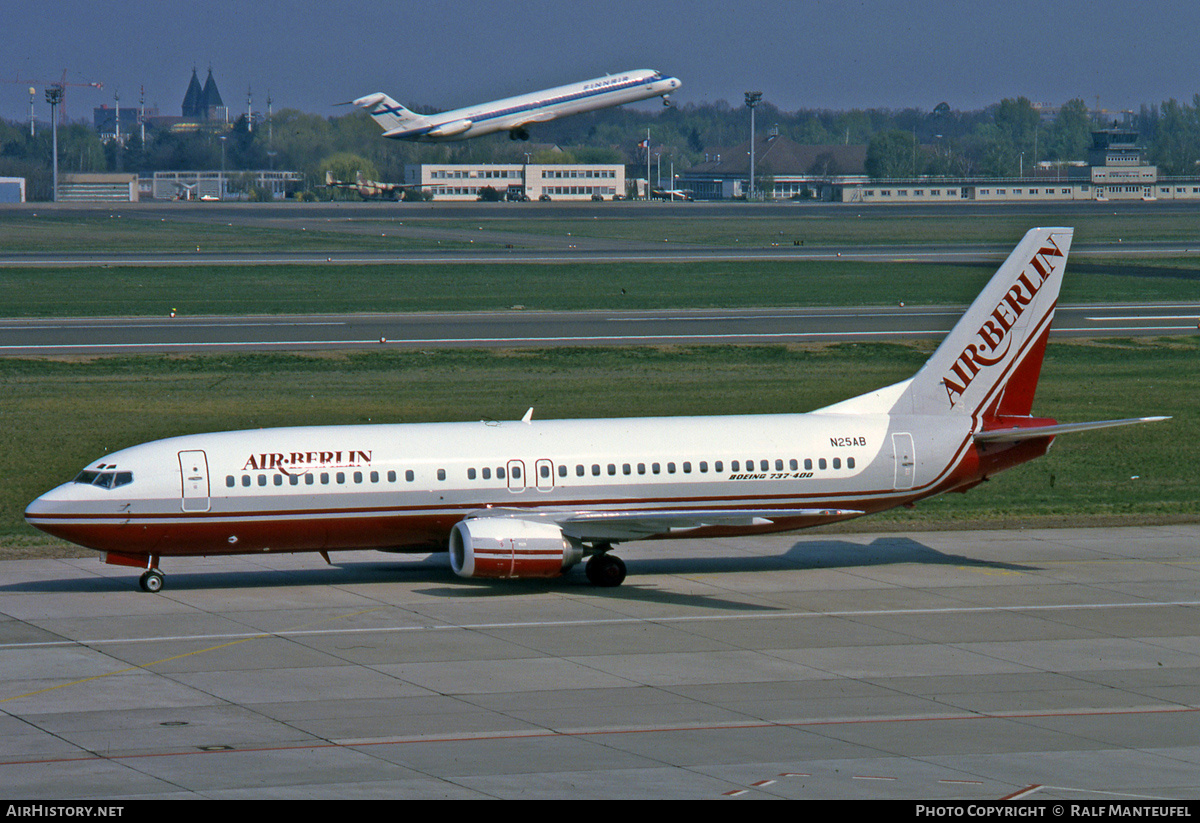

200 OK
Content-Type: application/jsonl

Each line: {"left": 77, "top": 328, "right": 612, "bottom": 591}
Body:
{"left": 585, "top": 546, "right": 627, "bottom": 587}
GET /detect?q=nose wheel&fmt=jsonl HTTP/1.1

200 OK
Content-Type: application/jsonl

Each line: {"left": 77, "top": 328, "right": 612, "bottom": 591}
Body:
{"left": 139, "top": 569, "right": 165, "bottom": 593}
{"left": 585, "top": 552, "right": 626, "bottom": 587}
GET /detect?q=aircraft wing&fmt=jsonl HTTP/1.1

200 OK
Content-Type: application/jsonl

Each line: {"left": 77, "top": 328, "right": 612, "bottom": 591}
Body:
{"left": 975, "top": 416, "right": 1169, "bottom": 443}
{"left": 511, "top": 110, "right": 562, "bottom": 128}
{"left": 472, "top": 507, "right": 863, "bottom": 543}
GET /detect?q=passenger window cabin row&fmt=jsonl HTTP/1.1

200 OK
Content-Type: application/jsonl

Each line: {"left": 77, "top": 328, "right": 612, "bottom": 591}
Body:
{"left": 225, "top": 469, "right": 414, "bottom": 488}
{"left": 225, "top": 455, "right": 857, "bottom": 490}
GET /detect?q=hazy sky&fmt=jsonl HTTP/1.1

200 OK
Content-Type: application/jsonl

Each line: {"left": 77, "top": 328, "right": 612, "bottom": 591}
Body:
{"left": 4, "top": 0, "right": 1200, "bottom": 124}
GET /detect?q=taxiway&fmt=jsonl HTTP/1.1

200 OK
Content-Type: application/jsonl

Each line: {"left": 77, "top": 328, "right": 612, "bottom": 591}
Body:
{"left": 1, "top": 302, "right": 1196, "bottom": 355}
{"left": 1, "top": 524, "right": 1198, "bottom": 799}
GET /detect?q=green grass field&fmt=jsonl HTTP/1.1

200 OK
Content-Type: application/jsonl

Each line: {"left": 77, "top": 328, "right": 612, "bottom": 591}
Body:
{"left": 0, "top": 212, "right": 482, "bottom": 253}
{"left": 2, "top": 257, "right": 1199, "bottom": 316}
{"left": 3, "top": 206, "right": 1200, "bottom": 316}
{"left": 2, "top": 207, "right": 1197, "bottom": 557}
{"left": 393, "top": 210, "right": 1200, "bottom": 247}
{"left": 4, "top": 205, "right": 1200, "bottom": 254}
{"left": 4, "top": 339, "right": 1196, "bottom": 553}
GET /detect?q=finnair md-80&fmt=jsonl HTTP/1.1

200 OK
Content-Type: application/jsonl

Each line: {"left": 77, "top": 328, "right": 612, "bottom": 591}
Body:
{"left": 353, "top": 69, "right": 681, "bottom": 141}
{"left": 26, "top": 228, "right": 1166, "bottom": 592}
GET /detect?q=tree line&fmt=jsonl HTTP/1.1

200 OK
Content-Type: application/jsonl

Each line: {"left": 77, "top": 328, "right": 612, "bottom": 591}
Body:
{"left": 3, "top": 94, "right": 1200, "bottom": 199}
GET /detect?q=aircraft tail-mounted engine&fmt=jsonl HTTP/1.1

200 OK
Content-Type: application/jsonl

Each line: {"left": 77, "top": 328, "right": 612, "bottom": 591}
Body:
{"left": 449, "top": 517, "right": 583, "bottom": 579}
{"left": 424, "top": 118, "right": 473, "bottom": 139}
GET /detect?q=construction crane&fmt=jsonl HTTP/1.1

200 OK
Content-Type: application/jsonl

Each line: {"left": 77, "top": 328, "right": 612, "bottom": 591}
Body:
{"left": 1, "top": 70, "right": 103, "bottom": 125}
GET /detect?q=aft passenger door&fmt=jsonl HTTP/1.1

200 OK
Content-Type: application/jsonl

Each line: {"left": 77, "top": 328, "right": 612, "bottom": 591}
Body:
{"left": 179, "top": 450, "right": 211, "bottom": 512}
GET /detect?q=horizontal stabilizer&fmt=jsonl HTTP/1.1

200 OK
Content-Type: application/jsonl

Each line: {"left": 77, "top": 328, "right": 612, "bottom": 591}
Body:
{"left": 974, "top": 416, "right": 1169, "bottom": 443}
{"left": 354, "top": 92, "right": 424, "bottom": 134}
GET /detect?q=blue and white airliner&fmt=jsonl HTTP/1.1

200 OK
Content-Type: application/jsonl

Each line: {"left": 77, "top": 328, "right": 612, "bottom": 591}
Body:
{"left": 353, "top": 69, "right": 681, "bottom": 141}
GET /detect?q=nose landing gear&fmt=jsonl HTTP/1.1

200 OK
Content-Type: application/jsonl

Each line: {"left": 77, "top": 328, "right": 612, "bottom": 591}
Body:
{"left": 139, "top": 568, "right": 165, "bottom": 593}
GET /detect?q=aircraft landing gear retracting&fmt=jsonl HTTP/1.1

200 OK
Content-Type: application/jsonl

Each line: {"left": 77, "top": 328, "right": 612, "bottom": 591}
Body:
{"left": 585, "top": 548, "right": 627, "bottom": 587}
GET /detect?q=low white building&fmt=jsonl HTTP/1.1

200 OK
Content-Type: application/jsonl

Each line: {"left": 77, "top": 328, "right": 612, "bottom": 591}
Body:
{"left": 0, "top": 177, "right": 26, "bottom": 203}
{"left": 404, "top": 163, "right": 625, "bottom": 200}
{"left": 59, "top": 173, "right": 139, "bottom": 202}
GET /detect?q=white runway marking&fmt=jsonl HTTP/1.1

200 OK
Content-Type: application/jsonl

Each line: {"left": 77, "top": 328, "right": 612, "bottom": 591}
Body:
{"left": 3, "top": 598, "right": 1196, "bottom": 650}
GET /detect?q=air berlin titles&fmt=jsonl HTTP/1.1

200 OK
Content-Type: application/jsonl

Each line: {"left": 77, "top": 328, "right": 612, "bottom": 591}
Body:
{"left": 942, "top": 236, "right": 1065, "bottom": 408}
{"left": 243, "top": 450, "right": 372, "bottom": 475}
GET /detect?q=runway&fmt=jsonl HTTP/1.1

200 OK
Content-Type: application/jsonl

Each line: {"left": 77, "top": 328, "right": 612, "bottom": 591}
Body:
{"left": 2, "top": 303, "right": 1197, "bottom": 355}
{"left": 2, "top": 241, "right": 1197, "bottom": 267}
{"left": 1, "top": 524, "right": 1198, "bottom": 799}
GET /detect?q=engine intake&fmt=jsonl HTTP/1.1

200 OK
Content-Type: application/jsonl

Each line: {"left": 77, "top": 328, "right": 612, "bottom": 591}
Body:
{"left": 449, "top": 517, "right": 582, "bottom": 579}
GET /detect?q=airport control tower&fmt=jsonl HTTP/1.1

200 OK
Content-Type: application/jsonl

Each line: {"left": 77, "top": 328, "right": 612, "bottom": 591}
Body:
{"left": 1069, "top": 127, "right": 1157, "bottom": 199}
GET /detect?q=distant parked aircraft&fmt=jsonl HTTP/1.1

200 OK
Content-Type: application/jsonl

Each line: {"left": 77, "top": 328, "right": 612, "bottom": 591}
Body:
{"left": 353, "top": 69, "right": 681, "bottom": 142}
{"left": 323, "top": 170, "right": 414, "bottom": 200}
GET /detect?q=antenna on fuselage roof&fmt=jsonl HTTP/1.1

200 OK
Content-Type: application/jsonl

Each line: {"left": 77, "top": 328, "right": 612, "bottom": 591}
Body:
{"left": 522, "top": 408, "right": 534, "bottom": 424}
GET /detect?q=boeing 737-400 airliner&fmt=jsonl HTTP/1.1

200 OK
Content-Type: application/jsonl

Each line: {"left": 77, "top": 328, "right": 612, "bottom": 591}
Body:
{"left": 353, "top": 69, "right": 681, "bottom": 141}
{"left": 25, "top": 228, "right": 1166, "bottom": 591}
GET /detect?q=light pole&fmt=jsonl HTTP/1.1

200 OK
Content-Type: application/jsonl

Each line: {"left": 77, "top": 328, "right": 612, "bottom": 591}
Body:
{"left": 45, "top": 84, "right": 63, "bottom": 202}
{"left": 645, "top": 128, "right": 651, "bottom": 199}
{"left": 744, "top": 91, "right": 762, "bottom": 200}
{"left": 219, "top": 135, "right": 228, "bottom": 200}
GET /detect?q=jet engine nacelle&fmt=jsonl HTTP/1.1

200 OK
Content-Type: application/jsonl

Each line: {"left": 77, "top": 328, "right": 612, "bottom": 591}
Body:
{"left": 449, "top": 517, "right": 582, "bottom": 579}
{"left": 425, "top": 119, "right": 473, "bottom": 139}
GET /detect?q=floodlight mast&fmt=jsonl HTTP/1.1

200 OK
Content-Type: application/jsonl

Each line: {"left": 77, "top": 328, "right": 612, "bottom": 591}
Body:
{"left": 744, "top": 91, "right": 762, "bottom": 200}
{"left": 45, "top": 84, "right": 63, "bottom": 202}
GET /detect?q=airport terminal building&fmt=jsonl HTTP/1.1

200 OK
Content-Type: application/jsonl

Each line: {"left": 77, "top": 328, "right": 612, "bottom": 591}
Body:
{"left": 680, "top": 128, "right": 1200, "bottom": 204}
{"left": 839, "top": 130, "right": 1198, "bottom": 203}
{"left": 404, "top": 163, "right": 625, "bottom": 200}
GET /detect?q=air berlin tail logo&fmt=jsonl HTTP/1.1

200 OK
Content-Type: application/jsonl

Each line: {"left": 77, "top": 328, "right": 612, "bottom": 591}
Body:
{"left": 942, "top": 236, "right": 1064, "bottom": 408}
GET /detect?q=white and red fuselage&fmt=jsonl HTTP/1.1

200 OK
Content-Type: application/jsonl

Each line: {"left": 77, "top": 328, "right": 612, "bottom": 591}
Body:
{"left": 24, "top": 411, "right": 1011, "bottom": 554}
{"left": 24, "top": 228, "right": 1164, "bottom": 589}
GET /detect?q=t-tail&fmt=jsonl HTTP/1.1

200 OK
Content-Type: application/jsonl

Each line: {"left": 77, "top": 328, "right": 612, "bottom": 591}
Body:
{"left": 353, "top": 92, "right": 427, "bottom": 136}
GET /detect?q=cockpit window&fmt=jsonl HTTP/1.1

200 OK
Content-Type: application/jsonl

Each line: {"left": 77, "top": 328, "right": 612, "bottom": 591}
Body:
{"left": 74, "top": 470, "right": 133, "bottom": 489}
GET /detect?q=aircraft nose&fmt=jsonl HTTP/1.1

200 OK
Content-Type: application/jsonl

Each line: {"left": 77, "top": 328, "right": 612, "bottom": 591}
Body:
{"left": 25, "top": 485, "right": 68, "bottom": 523}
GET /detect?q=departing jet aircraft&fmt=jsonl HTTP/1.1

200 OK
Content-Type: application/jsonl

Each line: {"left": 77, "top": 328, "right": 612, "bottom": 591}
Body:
{"left": 26, "top": 227, "right": 1166, "bottom": 592}
{"left": 352, "top": 69, "right": 681, "bottom": 142}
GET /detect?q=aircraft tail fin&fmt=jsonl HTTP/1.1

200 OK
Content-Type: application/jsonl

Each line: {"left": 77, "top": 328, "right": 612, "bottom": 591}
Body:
{"left": 353, "top": 92, "right": 424, "bottom": 134}
{"left": 897, "top": 227, "right": 1074, "bottom": 420}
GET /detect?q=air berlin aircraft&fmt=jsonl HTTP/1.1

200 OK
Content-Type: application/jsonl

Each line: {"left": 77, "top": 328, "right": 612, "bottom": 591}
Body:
{"left": 25, "top": 228, "right": 1165, "bottom": 592}
{"left": 353, "top": 69, "right": 681, "bottom": 141}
